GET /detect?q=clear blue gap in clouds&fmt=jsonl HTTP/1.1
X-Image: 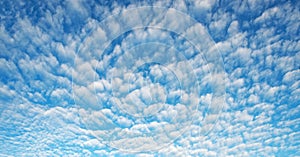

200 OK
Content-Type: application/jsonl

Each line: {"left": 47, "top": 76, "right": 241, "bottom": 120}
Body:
{"left": 0, "top": 0, "right": 299, "bottom": 156}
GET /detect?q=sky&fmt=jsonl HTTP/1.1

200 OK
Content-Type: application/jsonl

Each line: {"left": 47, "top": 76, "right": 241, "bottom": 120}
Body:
{"left": 0, "top": 0, "right": 299, "bottom": 156}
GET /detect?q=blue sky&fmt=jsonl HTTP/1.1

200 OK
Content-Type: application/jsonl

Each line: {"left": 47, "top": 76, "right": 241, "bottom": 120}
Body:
{"left": 0, "top": 0, "right": 299, "bottom": 156}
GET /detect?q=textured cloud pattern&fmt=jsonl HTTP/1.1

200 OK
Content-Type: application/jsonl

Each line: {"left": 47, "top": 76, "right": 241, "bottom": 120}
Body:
{"left": 0, "top": 0, "right": 299, "bottom": 156}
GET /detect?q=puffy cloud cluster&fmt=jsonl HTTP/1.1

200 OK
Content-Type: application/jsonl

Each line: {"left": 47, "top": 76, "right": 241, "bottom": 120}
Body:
{"left": 0, "top": 0, "right": 299, "bottom": 156}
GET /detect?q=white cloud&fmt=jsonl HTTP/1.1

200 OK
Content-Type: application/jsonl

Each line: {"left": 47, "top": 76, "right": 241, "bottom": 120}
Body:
{"left": 228, "top": 20, "right": 239, "bottom": 36}
{"left": 235, "top": 110, "right": 253, "bottom": 122}
{"left": 0, "top": 0, "right": 299, "bottom": 156}
{"left": 283, "top": 69, "right": 300, "bottom": 84}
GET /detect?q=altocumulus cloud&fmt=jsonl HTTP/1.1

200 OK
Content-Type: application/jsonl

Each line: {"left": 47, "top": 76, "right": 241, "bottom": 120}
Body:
{"left": 0, "top": 0, "right": 299, "bottom": 156}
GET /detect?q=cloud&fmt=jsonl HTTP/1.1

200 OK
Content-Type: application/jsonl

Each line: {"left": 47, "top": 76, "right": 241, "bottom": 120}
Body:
{"left": 0, "top": 0, "right": 299, "bottom": 156}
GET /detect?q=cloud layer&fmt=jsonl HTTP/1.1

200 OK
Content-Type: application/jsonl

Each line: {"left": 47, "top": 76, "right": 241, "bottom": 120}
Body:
{"left": 0, "top": 0, "right": 299, "bottom": 156}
